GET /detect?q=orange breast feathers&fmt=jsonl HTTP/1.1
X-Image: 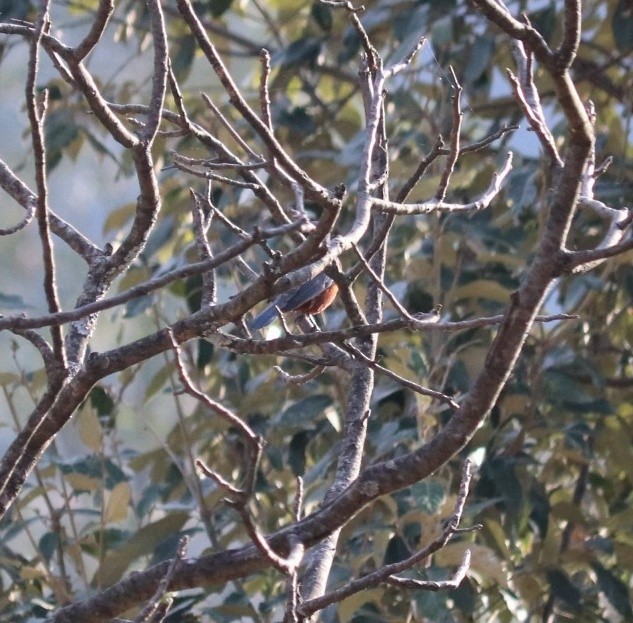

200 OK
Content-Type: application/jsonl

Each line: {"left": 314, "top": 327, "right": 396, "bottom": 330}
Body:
{"left": 249, "top": 274, "right": 339, "bottom": 329}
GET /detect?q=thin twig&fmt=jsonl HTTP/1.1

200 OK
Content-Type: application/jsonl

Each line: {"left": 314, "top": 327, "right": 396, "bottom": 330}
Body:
{"left": 435, "top": 67, "right": 462, "bottom": 203}
{"left": 387, "top": 549, "right": 471, "bottom": 590}
{"left": 200, "top": 92, "right": 262, "bottom": 160}
{"left": 0, "top": 201, "right": 35, "bottom": 235}
{"left": 259, "top": 49, "right": 273, "bottom": 130}
{"left": 274, "top": 364, "right": 327, "bottom": 385}
{"left": 25, "top": 0, "right": 66, "bottom": 371}
{"left": 177, "top": 0, "right": 340, "bottom": 210}
{"left": 139, "top": 0, "right": 168, "bottom": 145}
{"left": 351, "top": 242, "right": 414, "bottom": 321}
{"left": 133, "top": 536, "right": 188, "bottom": 623}
{"left": 172, "top": 152, "right": 266, "bottom": 170}
{"left": 228, "top": 503, "right": 305, "bottom": 575}
{"left": 172, "top": 159, "right": 266, "bottom": 189}
{"left": 189, "top": 189, "right": 216, "bottom": 307}
{"left": 168, "top": 329, "right": 264, "bottom": 498}
{"left": 372, "top": 152, "right": 513, "bottom": 215}
{"left": 341, "top": 341, "right": 459, "bottom": 409}
{"left": 73, "top": 0, "right": 114, "bottom": 61}
{"left": 398, "top": 135, "right": 444, "bottom": 202}
{"left": 293, "top": 476, "right": 304, "bottom": 522}
{"left": 211, "top": 311, "right": 578, "bottom": 357}
{"left": 506, "top": 49, "right": 562, "bottom": 166}
{"left": 0, "top": 220, "right": 313, "bottom": 332}
{"left": 0, "top": 158, "right": 101, "bottom": 260}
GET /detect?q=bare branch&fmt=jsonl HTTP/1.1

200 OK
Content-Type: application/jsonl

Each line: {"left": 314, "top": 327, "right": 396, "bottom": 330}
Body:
{"left": 73, "top": 0, "right": 114, "bottom": 61}
{"left": 341, "top": 341, "right": 459, "bottom": 409}
{"left": 0, "top": 219, "right": 313, "bottom": 333}
{"left": 172, "top": 159, "right": 266, "bottom": 189}
{"left": 189, "top": 189, "right": 216, "bottom": 307}
{"left": 557, "top": 0, "right": 581, "bottom": 71}
{"left": 259, "top": 48, "right": 273, "bottom": 130}
{"left": 176, "top": 0, "right": 340, "bottom": 211}
{"left": 351, "top": 242, "right": 415, "bottom": 320}
{"left": 168, "top": 330, "right": 264, "bottom": 497}
{"left": 25, "top": 0, "right": 66, "bottom": 371}
{"left": 435, "top": 67, "right": 462, "bottom": 202}
{"left": 275, "top": 364, "right": 327, "bottom": 386}
{"left": 508, "top": 41, "right": 562, "bottom": 166}
{"left": 371, "top": 152, "right": 513, "bottom": 215}
{"left": 469, "top": 0, "right": 555, "bottom": 69}
{"left": 137, "top": 0, "right": 169, "bottom": 145}
{"left": 228, "top": 503, "right": 305, "bottom": 575}
{"left": 0, "top": 200, "right": 35, "bottom": 236}
{"left": 387, "top": 549, "right": 471, "bottom": 590}
{"left": 565, "top": 233, "right": 633, "bottom": 273}
{"left": 200, "top": 92, "right": 263, "bottom": 161}
{"left": 298, "top": 461, "right": 477, "bottom": 616}
{"left": 0, "top": 158, "right": 101, "bottom": 260}
{"left": 133, "top": 536, "right": 188, "bottom": 623}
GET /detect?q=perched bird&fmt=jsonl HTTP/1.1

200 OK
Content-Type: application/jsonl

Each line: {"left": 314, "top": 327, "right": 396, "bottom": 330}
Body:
{"left": 249, "top": 273, "right": 339, "bottom": 329}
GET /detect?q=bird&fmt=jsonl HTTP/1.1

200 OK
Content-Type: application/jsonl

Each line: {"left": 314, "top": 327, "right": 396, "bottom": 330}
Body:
{"left": 249, "top": 273, "right": 339, "bottom": 330}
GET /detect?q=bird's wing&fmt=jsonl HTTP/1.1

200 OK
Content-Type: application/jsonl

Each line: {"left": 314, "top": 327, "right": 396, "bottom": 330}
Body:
{"left": 281, "top": 274, "right": 333, "bottom": 310}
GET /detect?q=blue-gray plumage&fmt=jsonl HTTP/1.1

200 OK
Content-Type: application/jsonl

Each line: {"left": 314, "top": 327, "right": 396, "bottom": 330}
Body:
{"left": 249, "top": 273, "right": 338, "bottom": 329}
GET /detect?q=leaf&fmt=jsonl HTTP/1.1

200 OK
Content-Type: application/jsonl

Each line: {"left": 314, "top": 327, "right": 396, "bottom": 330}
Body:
{"left": 277, "top": 394, "right": 333, "bottom": 426}
{"left": 45, "top": 109, "right": 79, "bottom": 171}
{"left": 276, "top": 107, "right": 316, "bottom": 135}
{"left": 123, "top": 294, "right": 154, "bottom": 318}
{"left": 288, "top": 430, "right": 312, "bottom": 476}
{"left": 408, "top": 480, "right": 446, "bottom": 514}
{"left": 338, "top": 26, "right": 361, "bottom": 64}
{"left": 0, "top": 292, "right": 27, "bottom": 310}
{"left": 431, "top": 15, "right": 453, "bottom": 47}
{"left": 75, "top": 405, "right": 103, "bottom": 452}
{"left": 592, "top": 562, "right": 633, "bottom": 618}
{"left": 89, "top": 386, "right": 115, "bottom": 417}
{"left": 144, "top": 364, "right": 173, "bottom": 401}
{"left": 105, "top": 482, "right": 131, "bottom": 523}
{"left": 485, "top": 456, "right": 523, "bottom": 521}
{"left": 139, "top": 215, "right": 175, "bottom": 263}
{"left": 171, "top": 35, "right": 196, "bottom": 81}
{"left": 59, "top": 455, "right": 127, "bottom": 490}
{"left": 463, "top": 36, "right": 494, "bottom": 85}
{"left": 452, "top": 280, "right": 511, "bottom": 304}
{"left": 39, "top": 532, "right": 60, "bottom": 564}
{"left": 0, "top": 372, "right": 19, "bottom": 386}
{"left": 613, "top": 0, "right": 633, "bottom": 51}
{"left": 97, "top": 512, "right": 189, "bottom": 585}
{"left": 21, "top": 565, "right": 45, "bottom": 580}
{"left": 383, "top": 535, "right": 412, "bottom": 565}
{"left": 338, "top": 588, "right": 384, "bottom": 623}
{"left": 103, "top": 202, "right": 135, "bottom": 235}
{"left": 64, "top": 472, "right": 100, "bottom": 492}
{"left": 197, "top": 339, "right": 213, "bottom": 369}
{"left": 0, "top": 0, "right": 30, "bottom": 22}
{"left": 208, "top": 0, "right": 233, "bottom": 18}
{"left": 185, "top": 274, "right": 202, "bottom": 313}
{"left": 546, "top": 569, "right": 582, "bottom": 612}
{"left": 273, "top": 36, "right": 322, "bottom": 68}
{"left": 529, "top": 485, "right": 550, "bottom": 539}
{"left": 528, "top": 2, "right": 558, "bottom": 43}
{"left": 311, "top": 2, "right": 332, "bottom": 32}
